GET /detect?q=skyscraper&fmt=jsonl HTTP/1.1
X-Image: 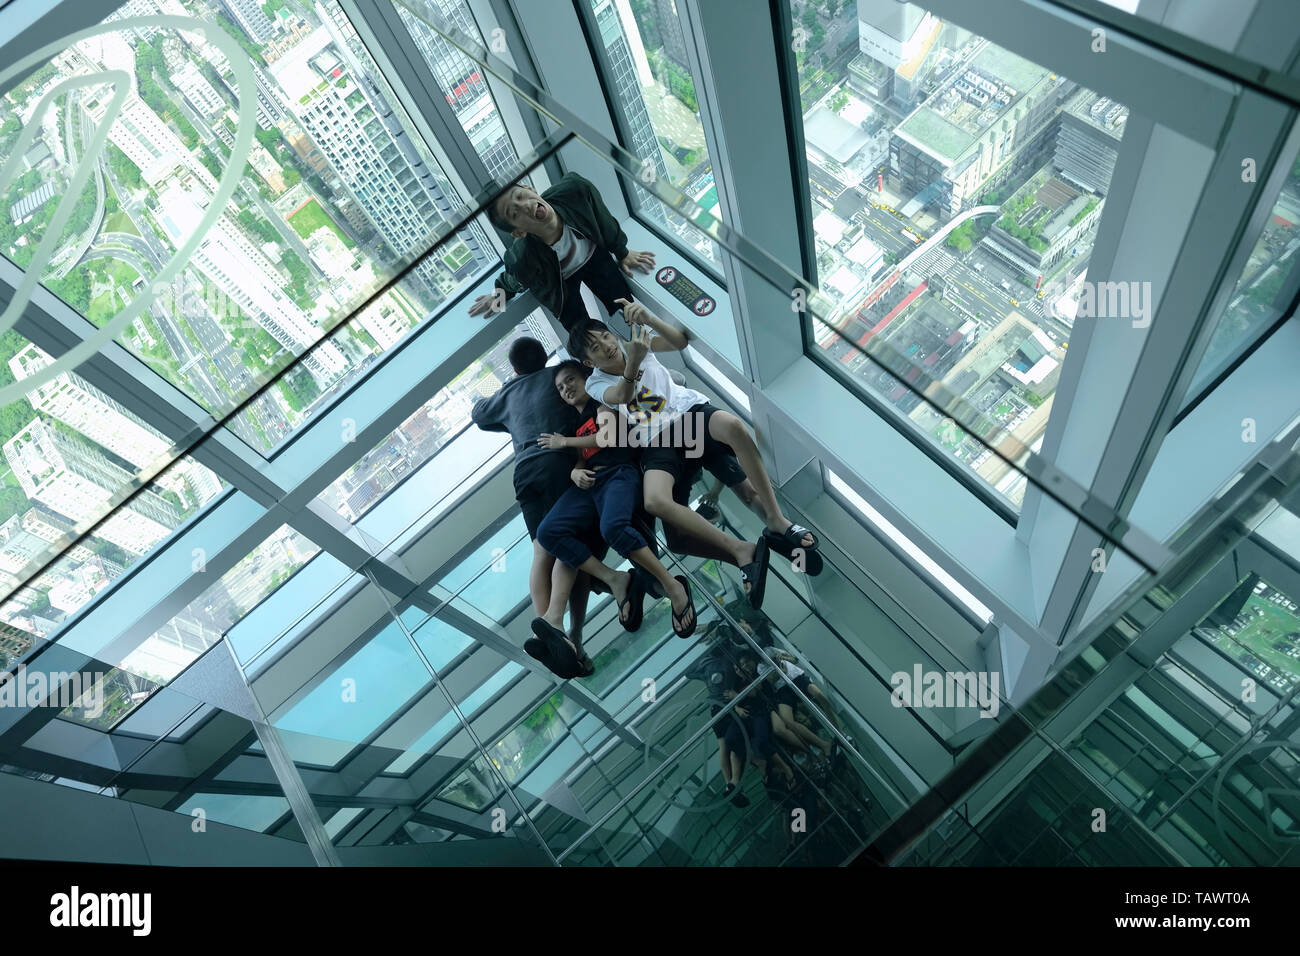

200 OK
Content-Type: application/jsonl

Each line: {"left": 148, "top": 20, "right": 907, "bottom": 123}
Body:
{"left": 398, "top": 0, "right": 518, "bottom": 179}
{"left": 10, "top": 344, "right": 171, "bottom": 471}
{"left": 3, "top": 420, "right": 181, "bottom": 556}
{"left": 270, "top": 7, "right": 490, "bottom": 306}
{"left": 590, "top": 0, "right": 670, "bottom": 226}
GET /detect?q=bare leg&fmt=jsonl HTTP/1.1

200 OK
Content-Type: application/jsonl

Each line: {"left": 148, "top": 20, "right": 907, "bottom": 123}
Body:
{"left": 729, "top": 478, "right": 768, "bottom": 521}
{"left": 771, "top": 711, "right": 809, "bottom": 753}
{"left": 729, "top": 750, "right": 745, "bottom": 785}
{"left": 540, "top": 561, "right": 579, "bottom": 633}
{"left": 568, "top": 572, "right": 592, "bottom": 653}
{"left": 664, "top": 523, "right": 735, "bottom": 562}
{"left": 530, "top": 541, "right": 556, "bottom": 616}
{"left": 643, "top": 470, "right": 755, "bottom": 568}
{"left": 710, "top": 413, "right": 813, "bottom": 548}
{"left": 808, "top": 684, "right": 841, "bottom": 731}
{"left": 779, "top": 702, "right": 831, "bottom": 754}
{"left": 626, "top": 545, "right": 689, "bottom": 617}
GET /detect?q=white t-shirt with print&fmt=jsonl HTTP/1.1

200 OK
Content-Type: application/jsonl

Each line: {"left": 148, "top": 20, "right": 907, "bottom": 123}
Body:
{"left": 550, "top": 224, "right": 595, "bottom": 278}
{"left": 758, "top": 659, "right": 806, "bottom": 682}
{"left": 586, "top": 349, "right": 707, "bottom": 443}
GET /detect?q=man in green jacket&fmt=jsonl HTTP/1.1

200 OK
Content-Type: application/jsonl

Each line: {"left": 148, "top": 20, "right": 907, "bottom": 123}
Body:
{"left": 468, "top": 173, "right": 656, "bottom": 330}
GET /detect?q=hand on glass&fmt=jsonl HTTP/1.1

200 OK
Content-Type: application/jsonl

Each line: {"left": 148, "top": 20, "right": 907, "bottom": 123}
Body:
{"left": 620, "top": 250, "right": 656, "bottom": 275}
{"left": 469, "top": 293, "right": 498, "bottom": 317}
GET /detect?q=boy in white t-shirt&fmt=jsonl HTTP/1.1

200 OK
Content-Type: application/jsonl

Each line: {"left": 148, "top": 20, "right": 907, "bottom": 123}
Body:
{"left": 568, "top": 300, "right": 820, "bottom": 610}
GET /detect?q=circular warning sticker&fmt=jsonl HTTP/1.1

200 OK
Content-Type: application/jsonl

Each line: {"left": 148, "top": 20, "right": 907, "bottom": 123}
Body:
{"left": 692, "top": 295, "right": 716, "bottom": 316}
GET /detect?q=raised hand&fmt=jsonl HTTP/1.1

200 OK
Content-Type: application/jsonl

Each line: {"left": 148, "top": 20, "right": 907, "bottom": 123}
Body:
{"left": 468, "top": 293, "right": 498, "bottom": 317}
{"left": 625, "top": 324, "right": 652, "bottom": 365}
{"left": 617, "top": 297, "right": 650, "bottom": 327}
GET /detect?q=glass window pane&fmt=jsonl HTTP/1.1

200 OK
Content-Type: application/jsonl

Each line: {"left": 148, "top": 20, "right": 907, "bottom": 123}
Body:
{"left": 0, "top": 333, "right": 226, "bottom": 636}
{"left": 316, "top": 313, "right": 560, "bottom": 523}
{"left": 793, "top": 2, "right": 1130, "bottom": 510}
{"left": 584, "top": 0, "right": 722, "bottom": 268}
{"left": 54, "top": 523, "right": 318, "bottom": 728}
{"left": 1181, "top": 156, "right": 1299, "bottom": 404}
{"left": 1, "top": 1, "right": 495, "bottom": 456}
{"left": 396, "top": 0, "right": 521, "bottom": 178}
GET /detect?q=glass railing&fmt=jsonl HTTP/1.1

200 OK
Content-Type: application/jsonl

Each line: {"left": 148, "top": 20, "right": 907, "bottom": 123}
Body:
{"left": 861, "top": 420, "right": 1300, "bottom": 865}
{"left": 3, "top": 0, "right": 1297, "bottom": 870}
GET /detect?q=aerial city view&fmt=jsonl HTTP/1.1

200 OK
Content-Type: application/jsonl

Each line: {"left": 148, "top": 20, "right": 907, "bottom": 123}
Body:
{"left": 616, "top": 0, "right": 1296, "bottom": 510}
{"left": 0, "top": 0, "right": 1296, "bottom": 723}
{"left": 0, "top": 0, "right": 546, "bottom": 713}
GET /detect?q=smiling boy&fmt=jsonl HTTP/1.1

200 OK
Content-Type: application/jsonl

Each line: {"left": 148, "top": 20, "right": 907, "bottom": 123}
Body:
{"left": 469, "top": 174, "right": 656, "bottom": 330}
{"left": 533, "top": 361, "right": 698, "bottom": 645}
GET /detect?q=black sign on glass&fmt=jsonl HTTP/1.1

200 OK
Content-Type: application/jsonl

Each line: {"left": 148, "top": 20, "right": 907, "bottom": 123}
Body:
{"left": 656, "top": 265, "right": 715, "bottom": 318}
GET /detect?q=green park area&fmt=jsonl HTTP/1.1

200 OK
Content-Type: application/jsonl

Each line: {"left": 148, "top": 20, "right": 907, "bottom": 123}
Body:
{"left": 288, "top": 198, "right": 354, "bottom": 248}
{"left": 85, "top": 260, "right": 141, "bottom": 327}
{"left": 1210, "top": 591, "right": 1300, "bottom": 685}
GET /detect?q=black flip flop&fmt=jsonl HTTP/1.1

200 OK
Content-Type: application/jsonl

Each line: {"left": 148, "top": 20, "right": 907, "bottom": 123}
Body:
{"left": 617, "top": 571, "right": 645, "bottom": 632}
{"left": 523, "top": 635, "right": 555, "bottom": 671}
{"left": 671, "top": 574, "right": 697, "bottom": 639}
{"left": 764, "top": 525, "right": 824, "bottom": 576}
{"left": 530, "top": 618, "right": 582, "bottom": 679}
{"left": 740, "top": 536, "right": 771, "bottom": 611}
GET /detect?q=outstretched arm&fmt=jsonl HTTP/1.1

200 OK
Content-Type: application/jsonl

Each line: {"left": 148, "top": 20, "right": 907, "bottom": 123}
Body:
{"left": 538, "top": 432, "right": 599, "bottom": 450}
{"left": 620, "top": 298, "right": 688, "bottom": 351}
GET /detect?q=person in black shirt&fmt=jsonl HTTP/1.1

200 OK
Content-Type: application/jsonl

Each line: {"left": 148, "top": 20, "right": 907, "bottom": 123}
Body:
{"left": 534, "top": 361, "right": 697, "bottom": 644}
{"left": 471, "top": 339, "right": 605, "bottom": 675}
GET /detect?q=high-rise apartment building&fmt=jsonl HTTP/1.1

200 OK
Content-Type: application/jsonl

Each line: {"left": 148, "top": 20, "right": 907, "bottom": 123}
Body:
{"left": 3, "top": 420, "right": 181, "bottom": 556}
{"left": 10, "top": 344, "right": 171, "bottom": 471}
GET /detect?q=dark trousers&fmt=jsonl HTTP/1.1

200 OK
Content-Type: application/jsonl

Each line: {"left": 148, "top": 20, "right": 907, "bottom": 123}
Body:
{"left": 559, "top": 249, "right": 632, "bottom": 332}
{"left": 537, "top": 464, "right": 649, "bottom": 568}
{"left": 724, "top": 705, "right": 773, "bottom": 762}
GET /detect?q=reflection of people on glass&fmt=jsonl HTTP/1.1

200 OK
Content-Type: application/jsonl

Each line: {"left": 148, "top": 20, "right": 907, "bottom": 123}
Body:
{"left": 469, "top": 174, "right": 656, "bottom": 330}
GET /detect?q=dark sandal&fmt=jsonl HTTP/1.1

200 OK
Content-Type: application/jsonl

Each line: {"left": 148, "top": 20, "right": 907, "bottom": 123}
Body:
{"left": 764, "top": 525, "right": 823, "bottom": 575}
{"left": 616, "top": 571, "right": 645, "bottom": 632}
{"left": 670, "top": 574, "right": 697, "bottom": 639}
{"left": 740, "top": 537, "right": 771, "bottom": 611}
{"left": 575, "top": 651, "right": 595, "bottom": 677}
{"left": 530, "top": 618, "right": 582, "bottom": 679}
